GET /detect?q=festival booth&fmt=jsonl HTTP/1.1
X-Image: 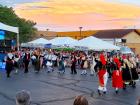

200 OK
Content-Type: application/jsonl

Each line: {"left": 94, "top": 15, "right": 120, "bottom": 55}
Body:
{"left": 0, "top": 22, "right": 19, "bottom": 70}
{"left": 120, "top": 46, "right": 134, "bottom": 54}
{"left": 26, "top": 38, "right": 50, "bottom": 48}
{"left": 49, "top": 37, "right": 78, "bottom": 48}
{"left": 0, "top": 22, "right": 19, "bottom": 48}
{"left": 72, "top": 36, "right": 120, "bottom": 50}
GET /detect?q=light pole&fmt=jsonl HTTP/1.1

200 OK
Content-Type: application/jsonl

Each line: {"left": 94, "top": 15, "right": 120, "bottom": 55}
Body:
{"left": 79, "top": 27, "right": 83, "bottom": 39}
{"left": 46, "top": 28, "right": 49, "bottom": 38}
{"left": 46, "top": 29, "right": 49, "bottom": 31}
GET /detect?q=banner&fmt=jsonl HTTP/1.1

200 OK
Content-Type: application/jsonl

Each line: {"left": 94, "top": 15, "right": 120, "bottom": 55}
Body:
{"left": 0, "top": 30, "right": 5, "bottom": 40}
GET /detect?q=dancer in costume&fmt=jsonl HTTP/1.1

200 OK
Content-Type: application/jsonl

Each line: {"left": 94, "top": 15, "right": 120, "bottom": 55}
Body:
{"left": 97, "top": 53, "right": 108, "bottom": 95}
{"left": 122, "top": 56, "right": 139, "bottom": 89}
{"left": 112, "top": 56, "right": 123, "bottom": 94}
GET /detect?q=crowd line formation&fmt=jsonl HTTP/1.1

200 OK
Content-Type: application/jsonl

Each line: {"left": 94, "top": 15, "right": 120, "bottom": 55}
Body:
{"left": 3, "top": 48, "right": 140, "bottom": 95}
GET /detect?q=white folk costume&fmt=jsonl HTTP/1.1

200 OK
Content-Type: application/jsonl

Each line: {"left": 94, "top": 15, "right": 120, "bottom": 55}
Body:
{"left": 97, "top": 54, "right": 108, "bottom": 95}
{"left": 90, "top": 56, "right": 96, "bottom": 75}
{"left": 81, "top": 60, "right": 88, "bottom": 75}
{"left": 98, "top": 69, "right": 108, "bottom": 94}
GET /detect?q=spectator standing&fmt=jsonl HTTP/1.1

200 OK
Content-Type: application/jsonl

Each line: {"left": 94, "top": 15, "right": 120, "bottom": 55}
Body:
{"left": 73, "top": 95, "right": 88, "bottom": 105}
{"left": 16, "top": 90, "right": 31, "bottom": 105}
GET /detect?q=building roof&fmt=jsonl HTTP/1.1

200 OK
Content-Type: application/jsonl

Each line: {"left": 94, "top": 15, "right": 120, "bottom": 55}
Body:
{"left": 35, "top": 30, "right": 98, "bottom": 40}
{"left": 37, "top": 31, "right": 57, "bottom": 37}
{"left": 35, "top": 31, "right": 57, "bottom": 39}
{"left": 57, "top": 30, "right": 98, "bottom": 37}
{"left": 93, "top": 29, "right": 136, "bottom": 39}
{"left": 35, "top": 29, "right": 140, "bottom": 40}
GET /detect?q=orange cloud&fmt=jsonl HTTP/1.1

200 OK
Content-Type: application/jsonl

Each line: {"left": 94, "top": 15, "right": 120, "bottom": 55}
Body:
{"left": 14, "top": 0, "right": 140, "bottom": 30}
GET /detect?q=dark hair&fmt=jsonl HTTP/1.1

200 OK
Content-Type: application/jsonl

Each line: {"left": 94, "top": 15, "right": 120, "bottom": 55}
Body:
{"left": 73, "top": 95, "right": 88, "bottom": 105}
{"left": 16, "top": 90, "right": 30, "bottom": 105}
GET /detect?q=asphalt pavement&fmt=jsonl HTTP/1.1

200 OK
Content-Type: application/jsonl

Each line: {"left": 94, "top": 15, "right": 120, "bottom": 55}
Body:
{"left": 0, "top": 66, "right": 140, "bottom": 105}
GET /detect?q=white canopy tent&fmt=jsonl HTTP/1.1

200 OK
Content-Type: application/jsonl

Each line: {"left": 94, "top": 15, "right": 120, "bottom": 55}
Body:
{"left": 0, "top": 22, "right": 19, "bottom": 50}
{"left": 21, "top": 38, "right": 50, "bottom": 48}
{"left": 120, "top": 46, "right": 134, "bottom": 54}
{"left": 28, "top": 38, "right": 50, "bottom": 44}
{"left": 49, "top": 37, "right": 78, "bottom": 46}
{"left": 0, "top": 22, "right": 19, "bottom": 33}
{"left": 73, "top": 36, "right": 120, "bottom": 50}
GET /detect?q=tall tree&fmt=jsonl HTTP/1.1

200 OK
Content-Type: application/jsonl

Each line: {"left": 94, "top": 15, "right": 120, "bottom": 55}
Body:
{"left": 0, "top": 5, "right": 37, "bottom": 43}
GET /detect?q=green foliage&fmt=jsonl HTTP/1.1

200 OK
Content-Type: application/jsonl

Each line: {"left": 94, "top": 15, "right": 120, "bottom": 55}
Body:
{"left": 0, "top": 5, "right": 37, "bottom": 43}
{"left": 55, "top": 48, "right": 74, "bottom": 51}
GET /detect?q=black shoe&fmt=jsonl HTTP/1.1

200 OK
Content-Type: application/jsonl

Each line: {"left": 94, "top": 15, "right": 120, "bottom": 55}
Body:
{"left": 24, "top": 71, "right": 28, "bottom": 73}
{"left": 103, "top": 91, "right": 106, "bottom": 94}
{"left": 115, "top": 90, "right": 118, "bottom": 94}
{"left": 7, "top": 75, "right": 10, "bottom": 78}
{"left": 47, "top": 71, "right": 50, "bottom": 73}
{"left": 98, "top": 90, "right": 101, "bottom": 96}
{"left": 123, "top": 84, "right": 126, "bottom": 90}
{"left": 108, "top": 76, "right": 111, "bottom": 78}
{"left": 132, "top": 82, "right": 136, "bottom": 88}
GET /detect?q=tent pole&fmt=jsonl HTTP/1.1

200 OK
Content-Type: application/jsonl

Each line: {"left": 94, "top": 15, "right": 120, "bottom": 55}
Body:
{"left": 17, "top": 32, "right": 19, "bottom": 51}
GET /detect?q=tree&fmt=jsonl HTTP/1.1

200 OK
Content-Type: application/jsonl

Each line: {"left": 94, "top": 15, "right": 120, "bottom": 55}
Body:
{"left": 0, "top": 5, "right": 37, "bottom": 43}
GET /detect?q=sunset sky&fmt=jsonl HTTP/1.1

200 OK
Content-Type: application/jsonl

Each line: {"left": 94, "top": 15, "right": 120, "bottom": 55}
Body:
{"left": 1, "top": 0, "right": 140, "bottom": 31}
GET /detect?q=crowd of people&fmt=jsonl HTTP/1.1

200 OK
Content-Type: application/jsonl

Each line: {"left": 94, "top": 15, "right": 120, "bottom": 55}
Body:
{"left": 3, "top": 48, "right": 140, "bottom": 95}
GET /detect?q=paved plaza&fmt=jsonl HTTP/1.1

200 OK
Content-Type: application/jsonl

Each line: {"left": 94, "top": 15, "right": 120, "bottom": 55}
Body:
{"left": 0, "top": 67, "right": 140, "bottom": 105}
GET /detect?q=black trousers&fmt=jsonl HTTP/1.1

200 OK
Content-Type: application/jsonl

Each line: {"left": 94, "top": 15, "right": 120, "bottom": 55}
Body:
{"left": 24, "top": 60, "right": 29, "bottom": 73}
{"left": 6, "top": 69, "right": 12, "bottom": 77}
{"left": 71, "top": 65, "right": 77, "bottom": 74}
{"left": 107, "top": 67, "right": 112, "bottom": 78}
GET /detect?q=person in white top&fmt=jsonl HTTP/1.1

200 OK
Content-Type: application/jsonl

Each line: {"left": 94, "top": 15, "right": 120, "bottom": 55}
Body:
{"left": 90, "top": 55, "right": 96, "bottom": 76}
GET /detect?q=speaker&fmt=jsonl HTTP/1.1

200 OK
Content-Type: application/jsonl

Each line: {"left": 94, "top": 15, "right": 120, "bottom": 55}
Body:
{"left": 121, "top": 39, "right": 126, "bottom": 43}
{"left": 0, "top": 40, "right": 4, "bottom": 46}
{"left": 0, "top": 40, "right": 12, "bottom": 52}
{"left": 5, "top": 40, "right": 11, "bottom": 46}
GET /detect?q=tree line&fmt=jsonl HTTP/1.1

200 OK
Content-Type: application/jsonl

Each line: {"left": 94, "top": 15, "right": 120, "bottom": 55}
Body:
{"left": 0, "top": 5, "right": 37, "bottom": 43}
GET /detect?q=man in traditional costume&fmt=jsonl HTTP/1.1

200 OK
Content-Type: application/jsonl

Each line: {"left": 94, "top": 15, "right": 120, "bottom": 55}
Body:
{"left": 71, "top": 55, "right": 77, "bottom": 74}
{"left": 5, "top": 55, "right": 14, "bottom": 78}
{"left": 23, "top": 50, "right": 30, "bottom": 73}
